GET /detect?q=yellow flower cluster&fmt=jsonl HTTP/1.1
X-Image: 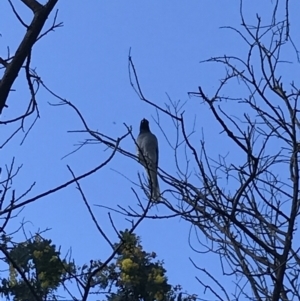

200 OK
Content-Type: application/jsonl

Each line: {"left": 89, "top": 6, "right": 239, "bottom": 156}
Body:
{"left": 120, "top": 258, "right": 140, "bottom": 285}
{"left": 148, "top": 267, "right": 166, "bottom": 284}
{"left": 154, "top": 291, "right": 164, "bottom": 301}
{"left": 120, "top": 258, "right": 138, "bottom": 272}
{"left": 33, "top": 250, "right": 43, "bottom": 258}
{"left": 154, "top": 274, "right": 165, "bottom": 284}
{"left": 120, "top": 273, "right": 131, "bottom": 283}
{"left": 120, "top": 272, "right": 140, "bottom": 285}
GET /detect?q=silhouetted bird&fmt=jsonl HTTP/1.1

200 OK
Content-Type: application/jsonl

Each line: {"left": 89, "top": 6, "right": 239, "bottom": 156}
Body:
{"left": 136, "top": 118, "right": 160, "bottom": 200}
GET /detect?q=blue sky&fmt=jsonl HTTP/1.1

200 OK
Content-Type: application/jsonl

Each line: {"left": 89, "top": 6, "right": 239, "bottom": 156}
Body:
{"left": 1, "top": 0, "right": 300, "bottom": 300}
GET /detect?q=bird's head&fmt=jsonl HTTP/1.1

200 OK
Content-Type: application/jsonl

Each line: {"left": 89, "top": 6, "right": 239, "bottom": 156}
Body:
{"left": 140, "top": 118, "right": 150, "bottom": 132}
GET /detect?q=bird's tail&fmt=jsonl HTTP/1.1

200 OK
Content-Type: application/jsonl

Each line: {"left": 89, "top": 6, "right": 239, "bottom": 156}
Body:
{"left": 148, "top": 169, "right": 160, "bottom": 201}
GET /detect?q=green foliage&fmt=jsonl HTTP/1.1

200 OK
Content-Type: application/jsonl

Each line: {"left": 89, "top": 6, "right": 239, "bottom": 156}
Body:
{"left": 0, "top": 234, "right": 74, "bottom": 301}
{"left": 0, "top": 231, "right": 195, "bottom": 301}
{"left": 101, "top": 230, "right": 194, "bottom": 301}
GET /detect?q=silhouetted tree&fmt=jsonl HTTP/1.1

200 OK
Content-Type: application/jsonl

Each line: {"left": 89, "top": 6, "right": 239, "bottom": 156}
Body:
{"left": 2, "top": 1, "right": 300, "bottom": 301}
{"left": 63, "top": 1, "right": 300, "bottom": 300}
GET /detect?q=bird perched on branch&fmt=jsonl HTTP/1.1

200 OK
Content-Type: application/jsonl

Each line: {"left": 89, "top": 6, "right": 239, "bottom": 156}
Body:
{"left": 136, "top": 118, "right": 160, "bottom": 200}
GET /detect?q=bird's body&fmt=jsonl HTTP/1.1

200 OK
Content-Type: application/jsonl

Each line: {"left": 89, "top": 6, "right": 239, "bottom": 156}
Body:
{"left": 136, "top": 119, "right": 160, "bottom": 200}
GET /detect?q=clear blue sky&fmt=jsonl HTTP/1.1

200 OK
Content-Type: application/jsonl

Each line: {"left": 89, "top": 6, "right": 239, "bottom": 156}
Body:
{"left": 1, "top": 1, "right": 300, "bottom": 300}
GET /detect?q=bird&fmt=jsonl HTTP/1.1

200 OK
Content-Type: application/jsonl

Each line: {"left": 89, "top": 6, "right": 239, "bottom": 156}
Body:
{"left": 136, "top": 118, "right": 160, "bottom": 200}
